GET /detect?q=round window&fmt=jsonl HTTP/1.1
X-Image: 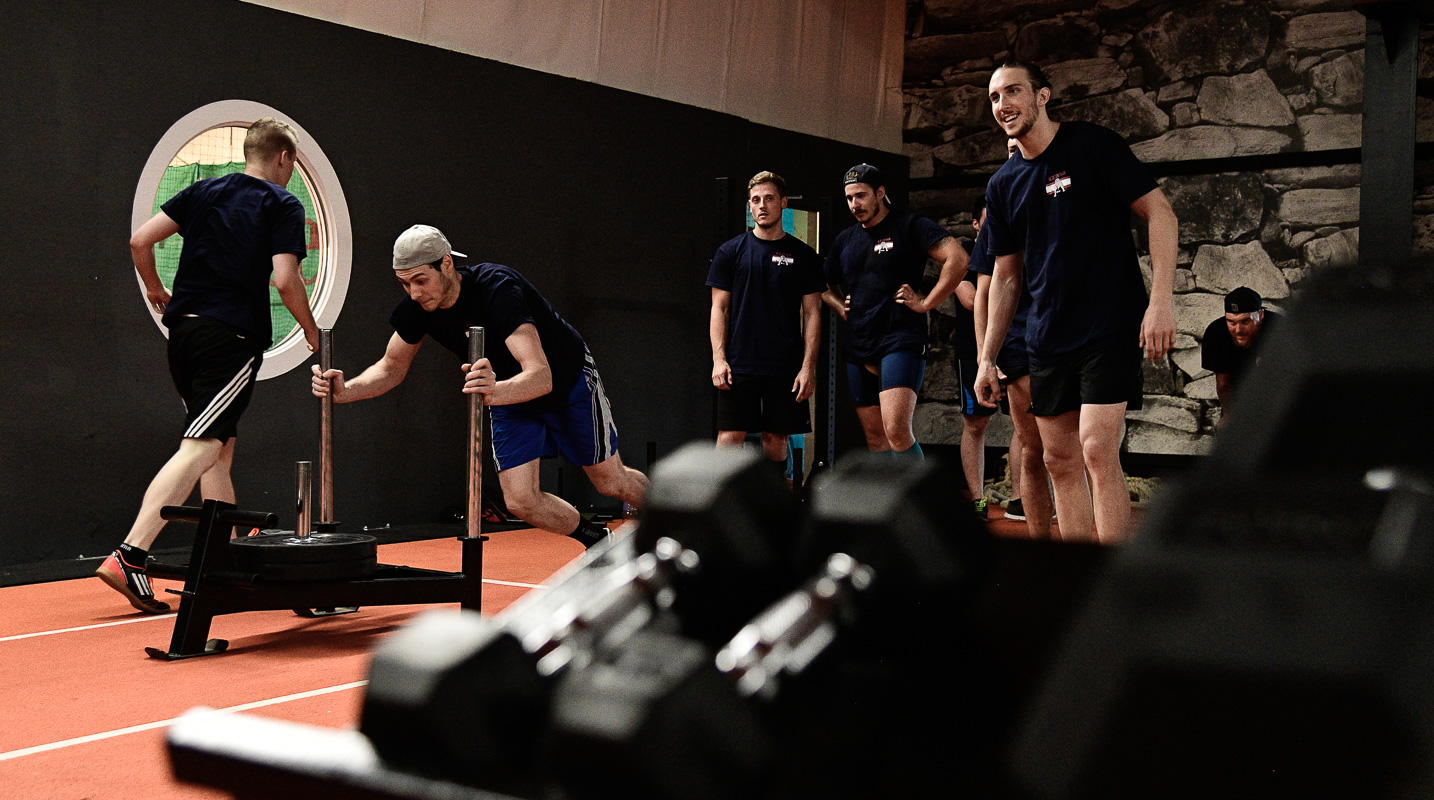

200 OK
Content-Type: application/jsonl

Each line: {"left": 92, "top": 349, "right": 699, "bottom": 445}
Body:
{"left": 132, "top": 101, "right": 352, "bottom": 379}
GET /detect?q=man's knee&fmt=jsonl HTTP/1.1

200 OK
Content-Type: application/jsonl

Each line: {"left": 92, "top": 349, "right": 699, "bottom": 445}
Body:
{"left": 882, "top": 411, "right": 915, "bottom": 447}
{"left": 1081, "top": 433, "right": 1122, "bottom": 474}
{"left": 504, "top": 491, "right": 545, "bottom": 523}
{"left": 884, "top": 425, "right": 914, "bottom": 450}
{"left": 1042, "top": 446, "right": 1083, "bottom": 478}
{"left": 1022, "top": 441, "right": 1047, "bottom": 474}
{"left": 715, "top": 430, "right": 747, "bottom": 447}
{"left": 588, "top": 470, "right": 625, "bottom": 499}
{"left": 962, "top": 414, "right": 990, "bottom": 435}
{"left": 586, "top": 458, "right": 643, "bottom": 501}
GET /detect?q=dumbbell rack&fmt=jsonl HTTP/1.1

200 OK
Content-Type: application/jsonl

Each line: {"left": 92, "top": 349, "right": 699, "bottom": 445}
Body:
{"left": 145, "top": 500, "right": 485, "bottom": 660}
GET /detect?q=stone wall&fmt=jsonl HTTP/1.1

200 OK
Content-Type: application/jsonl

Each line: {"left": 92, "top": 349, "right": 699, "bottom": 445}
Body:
{"left": 904, "top": 0, "right": 1434, "bottom": 457}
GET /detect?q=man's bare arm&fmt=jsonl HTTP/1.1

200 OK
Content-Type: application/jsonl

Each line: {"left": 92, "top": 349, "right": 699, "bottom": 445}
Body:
{"left": 974, "top": 252, "right": 1024, "bottom": 407}
{"left": 272, "top": 252, "right": 321, "bottom": 352}
{"left": 312, "top": 333, "right": 422, "bottom": 403}
{"left": 1132, "top": 187, "right": 1178, "bottom": 361}
{"left": 895, "top": 236, "right": 970, "bottom": 314}
{"left": 130, "top": 212, "right": 181, "bottom": 314}
{"left": 464, "top": 323, "right": 552, "bottom": 406}
{"left": 973, "top": 272, "right": 992, "bottom": 360}
{"left": 794, "top": 293, "right": 822, "bottom": 403}
{"left": 710, "top": 288, "right": 733, "bottom": 390}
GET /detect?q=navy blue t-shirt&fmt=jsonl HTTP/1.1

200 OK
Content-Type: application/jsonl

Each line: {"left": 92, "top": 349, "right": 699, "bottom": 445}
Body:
{"left": 160, "top": 172, "right": 308, "bottom": 347}
{"left": 825, "top": 211, "right": 950, "bottom": 363}
{"left": 984, "top": 121, "right": 1156, "bottom": 365}
{"left": 706, "top": 231, "right": 826, "bottom": 376}
{"left": 951, "top": 243, "right": 979, "bottom": 361}
{"left": 967, "top": 223, "right": 1032, "bottom": 356}
{"left": 390, "top": 264, "right": 588, "bottom": 413}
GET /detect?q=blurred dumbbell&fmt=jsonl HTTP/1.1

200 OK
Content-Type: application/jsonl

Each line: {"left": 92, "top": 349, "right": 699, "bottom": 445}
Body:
{"left": 359, "top": 441, "right": 807, "bottom": 794}
{"left": 546, "top": 454, "right": 998, "bottom": 800}
{"left": 633, "top": 441, "right": 807, "bottom": 643}
{"left": 801, "top": 452, "right": 993, "bottom": 642}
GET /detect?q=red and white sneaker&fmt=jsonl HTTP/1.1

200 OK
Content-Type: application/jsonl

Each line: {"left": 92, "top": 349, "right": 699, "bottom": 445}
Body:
{"left": 95, "top": 550, "right": 171, "bottom": 614}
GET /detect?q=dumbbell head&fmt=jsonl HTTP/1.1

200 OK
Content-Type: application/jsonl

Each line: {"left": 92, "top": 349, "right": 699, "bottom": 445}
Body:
{"left": 634, "top": 442, "right": 806, "bottom": 643}
{"left": 359, "top": 610, "right": 549, "bottom": 794}
{"left": 804, "top": 454, "right": 992, "bottom": 623}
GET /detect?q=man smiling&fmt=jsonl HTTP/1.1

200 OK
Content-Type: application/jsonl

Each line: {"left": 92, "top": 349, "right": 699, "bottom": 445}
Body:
{"left": 975, "top": 60, "right": 1178, "bottom": 544}
{"left": 311, "top": 225, "right": 648, "bottom": 548}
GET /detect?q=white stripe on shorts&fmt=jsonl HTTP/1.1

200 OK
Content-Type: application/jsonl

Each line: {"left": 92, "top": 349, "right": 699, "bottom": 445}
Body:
{"left": 184, "top": 357, "right": 255, "bottom": 438}
{"left": 584, "top": 359, "right": 615, "bottom": 463}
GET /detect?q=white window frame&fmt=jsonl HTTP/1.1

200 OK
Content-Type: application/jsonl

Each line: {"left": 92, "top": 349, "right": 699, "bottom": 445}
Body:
{"left": 131, "top": 99, "right": 352, "bottom": 380}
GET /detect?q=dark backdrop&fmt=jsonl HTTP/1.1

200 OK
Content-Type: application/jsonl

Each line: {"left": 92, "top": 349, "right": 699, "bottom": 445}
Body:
{"left": 0, "top": 0, "right": 905, "bottom": 567}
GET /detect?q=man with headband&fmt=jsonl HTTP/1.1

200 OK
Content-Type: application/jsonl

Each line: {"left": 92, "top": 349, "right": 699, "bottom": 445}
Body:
{"left": 1202, "top": 286, "right": 1280, "bottom": 419}
{"left": 822, "top": 163, "right": 968, "bottom": 457}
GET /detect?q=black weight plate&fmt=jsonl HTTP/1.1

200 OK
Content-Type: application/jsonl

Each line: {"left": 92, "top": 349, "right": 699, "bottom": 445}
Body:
{"left": 230, "top": 532, "right": 378, "bottom": 565}
{"left": 249, "top": 555, "right": 379, "bottom": 583}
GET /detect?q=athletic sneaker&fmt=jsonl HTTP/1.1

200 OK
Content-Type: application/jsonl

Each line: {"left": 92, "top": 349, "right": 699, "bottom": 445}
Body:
{"left": 973, "top": 497, "right": 988, "bottom": 522}
{"left": 1004, "top": 498, "right": 1027, "bottom": 521}
{"left": 95, "top": 550, "right": 171, "bottom": 614}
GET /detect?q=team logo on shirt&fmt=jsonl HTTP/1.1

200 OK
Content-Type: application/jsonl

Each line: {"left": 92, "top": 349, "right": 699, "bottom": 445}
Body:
{"left": 873, "top": 238, "right": 894, "bottom": 253}
{"left": 772, "top": 253, "right": 795, "bottom": 266}
{"left": 1045, "top": 172, "right": 1072, "bottom": 196}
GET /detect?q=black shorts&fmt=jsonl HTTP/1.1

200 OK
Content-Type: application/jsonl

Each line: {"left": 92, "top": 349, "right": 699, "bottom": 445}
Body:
{"left": 996, "top": 346, "right": 1031, "bottom": 415}
{"left": 1029, "top": 342, "right": 1143, "bottom": 417}
{"left": 954, "top": 357, "right": 996, "bottom": 418}
{"left": 996, "top": 346, "right": 1031, "bottom": 382}
{"left": 715, "top": 372, "right": 811, "bottom": 435}
{"left": 167, "top": 315, "right": 264, "bottom": 441}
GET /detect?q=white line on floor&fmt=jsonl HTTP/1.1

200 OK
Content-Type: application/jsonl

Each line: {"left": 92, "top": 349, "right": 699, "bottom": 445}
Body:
{"left": 483, "top": 578, "right": 543, "bottom": 589}
{"left": 0, "top": 681, "right": 369, "bottom": 762}
{"left": 0, "top": 614, "right": 177, "bottom": 642}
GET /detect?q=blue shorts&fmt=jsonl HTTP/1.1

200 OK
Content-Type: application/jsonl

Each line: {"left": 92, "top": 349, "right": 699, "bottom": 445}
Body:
{"left": 490, "top": 356, "right": 619, "bottom": 471}
{"left": 955, "top": 357, "right": 996, "bottom": 418}
{"left": 847, "top": 349, "right": 927, "bottom": 408}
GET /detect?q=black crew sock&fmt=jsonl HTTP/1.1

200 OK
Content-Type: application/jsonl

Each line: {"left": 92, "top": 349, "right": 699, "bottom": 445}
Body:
{"left": 117, "top": 543, "right": 148, "bottom": 569}
{"left": 570, "top": 517, "right": 604, "bottom": 538}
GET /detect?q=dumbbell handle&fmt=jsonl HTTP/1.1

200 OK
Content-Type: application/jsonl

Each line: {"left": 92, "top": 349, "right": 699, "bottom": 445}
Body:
{"left": 715, "top": 552, "right": 872, "bottom": 699}
{"left": 514, "top": 538, "right": 696, "bottom": 665}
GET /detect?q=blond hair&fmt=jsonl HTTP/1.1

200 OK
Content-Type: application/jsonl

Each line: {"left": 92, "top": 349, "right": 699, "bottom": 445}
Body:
{"left": 747, "top": 171, "right": 787, "bottom": 197}
{"left": 243, "top": 117, "right": 299, "bottom": 164}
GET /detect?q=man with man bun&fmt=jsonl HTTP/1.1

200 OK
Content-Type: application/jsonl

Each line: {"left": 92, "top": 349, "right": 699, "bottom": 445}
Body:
{"left": 976, "top": 61, "right": 1178, "bottom": 544}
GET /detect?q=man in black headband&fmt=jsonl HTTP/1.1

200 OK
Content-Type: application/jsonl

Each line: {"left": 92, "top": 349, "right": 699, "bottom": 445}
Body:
{"left": 822, "top": 163, "right": 969, "bottom": 459}
{"left": 1201, "top": 286, "right": 1280, "bottom": 417}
